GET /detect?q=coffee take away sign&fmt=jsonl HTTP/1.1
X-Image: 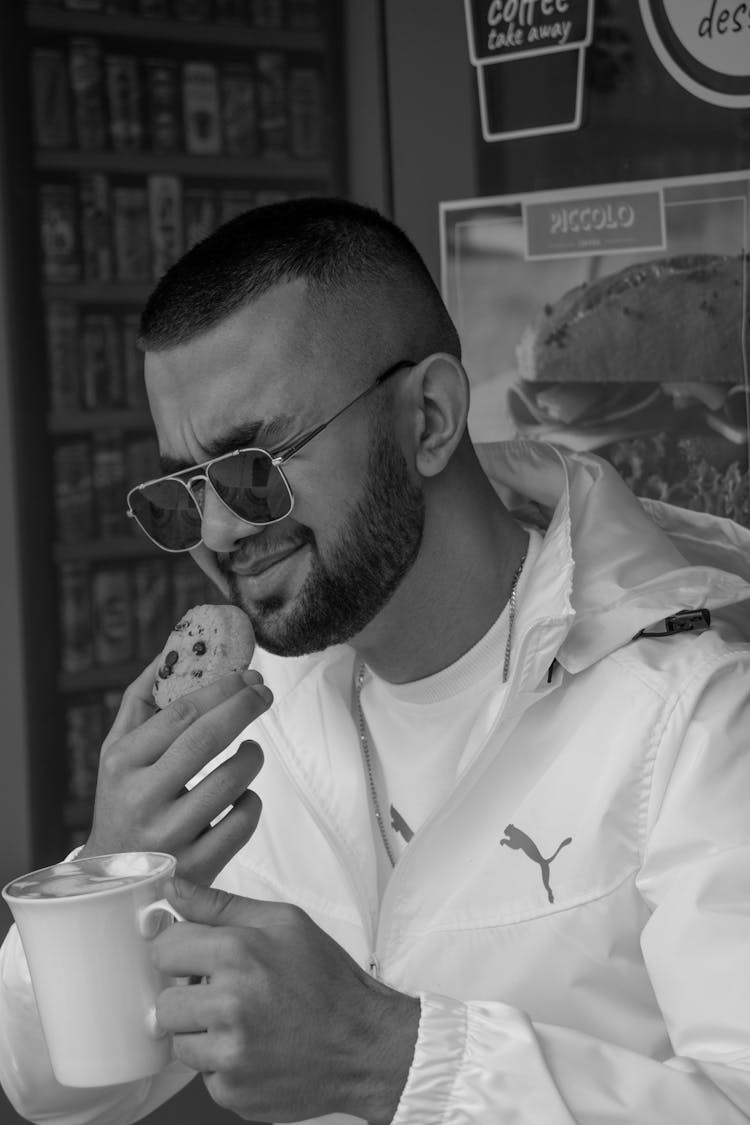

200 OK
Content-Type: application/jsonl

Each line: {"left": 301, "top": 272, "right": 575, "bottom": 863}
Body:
{"left": 465, "top": 0, "right": 592, "bottom": 64}
{"left": 639, "top": 0, "right": 750, "bottom": 107}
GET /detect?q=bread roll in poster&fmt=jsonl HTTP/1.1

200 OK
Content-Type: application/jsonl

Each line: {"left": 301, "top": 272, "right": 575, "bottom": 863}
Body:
{"left": 516, "top": 253, "right": 748, "bottom": 385}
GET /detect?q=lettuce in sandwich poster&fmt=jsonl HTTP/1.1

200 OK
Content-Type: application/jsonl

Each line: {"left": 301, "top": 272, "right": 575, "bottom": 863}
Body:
{"left": 440, "top": 170, "right": 750, "bottom": 526}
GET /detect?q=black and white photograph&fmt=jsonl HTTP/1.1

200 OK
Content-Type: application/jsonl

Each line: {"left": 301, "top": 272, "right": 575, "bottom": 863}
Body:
{"left": 0, "top": 3, "right": 749, "bottom": 1125}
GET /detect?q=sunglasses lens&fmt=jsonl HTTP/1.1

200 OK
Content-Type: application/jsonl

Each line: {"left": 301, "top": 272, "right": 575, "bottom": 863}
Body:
{"left": 208, "top": 450, "right": 292, "bottom": 524}
{"left": 129, "top": 479, "right": 202, "bottom": 551}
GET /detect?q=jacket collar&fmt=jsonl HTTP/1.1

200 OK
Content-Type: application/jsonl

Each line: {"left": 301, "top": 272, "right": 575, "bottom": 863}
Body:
{"left": 476, "top": 440, "right": 750, "bottom": 676}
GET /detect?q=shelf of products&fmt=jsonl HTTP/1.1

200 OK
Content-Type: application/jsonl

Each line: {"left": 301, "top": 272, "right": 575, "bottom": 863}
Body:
{"left": 43, "top": 282, "right": 151, "bottom": 302}
{"left": 14, "top": 0, "right": 346, "bottom": 856}
{"left": 36, "top": 151, "right": 331, "bottom": 178}
{"left": 54, "top": 535, "right": 163, "bottom": 561}
{"left": 28, "top": 1, "right": 328, "bottom": 48}
{"left": 48, "top": 408, "right": 154, "bottom": 431}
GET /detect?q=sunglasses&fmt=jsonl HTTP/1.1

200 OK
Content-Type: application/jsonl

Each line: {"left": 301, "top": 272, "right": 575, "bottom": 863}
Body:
{"left": 126, "top": 358, "right": 414, "bottom": 553}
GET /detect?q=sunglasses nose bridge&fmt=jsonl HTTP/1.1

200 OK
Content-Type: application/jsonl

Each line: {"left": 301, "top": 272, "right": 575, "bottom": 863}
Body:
{"left": 187, "top": 469, "right": 244, "bottom": 525}
{"left": 185, "top": 471, "right": 209, "bottom": 490}
{"left": 183, "top": 470, "right": 210, "bottom": 510}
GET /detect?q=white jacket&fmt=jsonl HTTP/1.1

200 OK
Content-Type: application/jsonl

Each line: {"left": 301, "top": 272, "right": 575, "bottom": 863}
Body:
{"left": 4, "top": 440, "right": 750, "bottom": 1125}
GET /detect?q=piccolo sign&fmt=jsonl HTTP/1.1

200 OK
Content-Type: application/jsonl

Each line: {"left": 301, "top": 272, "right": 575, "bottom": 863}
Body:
{"left": 523, "top": 188, "right": 666, "bottom": 259}
{"left": 463, "top": 0, "right": 594, "bottom": 141}
{"left": 639, "top": 0, "right": 750, "bottom": 107}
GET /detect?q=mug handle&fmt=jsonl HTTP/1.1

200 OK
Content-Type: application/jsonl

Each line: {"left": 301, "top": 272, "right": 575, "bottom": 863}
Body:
{"left": 138, "top": 899, "right": 187, "bottom": 1040}
{"left": 138, "top": 897, "right": 185, "bottom": 939}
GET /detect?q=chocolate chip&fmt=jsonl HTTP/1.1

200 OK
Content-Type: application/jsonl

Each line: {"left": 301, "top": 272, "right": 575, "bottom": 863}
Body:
{"left": 165, "top": 650, "right": 179, "bottom": 667}
{"left": 192, "top": 641, "right": 207, "bottom": 656}
{"left": 158, "top": 664, "right": 173, "bottom": 680}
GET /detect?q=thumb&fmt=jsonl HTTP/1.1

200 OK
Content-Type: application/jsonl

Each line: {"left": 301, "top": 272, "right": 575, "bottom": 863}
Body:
{"left": 102, "top": 655, "right": 161, "bottom": 750}
{"left": 167, "top": 876, "right": 250, "bottom": 926}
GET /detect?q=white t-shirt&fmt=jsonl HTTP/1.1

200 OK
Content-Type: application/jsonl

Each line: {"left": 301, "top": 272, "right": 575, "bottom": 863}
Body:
{"left": 356, "top": 529, "right": 543, "bottom": 894}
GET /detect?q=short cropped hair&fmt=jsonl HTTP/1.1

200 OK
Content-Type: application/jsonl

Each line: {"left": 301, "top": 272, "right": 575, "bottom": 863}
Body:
{"left": 138, "top": 196, "right": 461, "bottom": 359}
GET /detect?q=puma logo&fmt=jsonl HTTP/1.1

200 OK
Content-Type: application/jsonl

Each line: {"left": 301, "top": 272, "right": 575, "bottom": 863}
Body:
{"left": 390, "top": 805, "right": 414, "bottom": 843}
{"left": 499, "top": 824, "right": 572, "bottom": 903}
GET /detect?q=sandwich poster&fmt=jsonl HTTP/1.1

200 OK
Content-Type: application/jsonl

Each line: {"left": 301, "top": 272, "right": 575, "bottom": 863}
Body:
{"left": 439, "top": 170, "right": 750, "bottom": 527}
{"left": 463, "top": 0, "right": 595, "bottom": 140}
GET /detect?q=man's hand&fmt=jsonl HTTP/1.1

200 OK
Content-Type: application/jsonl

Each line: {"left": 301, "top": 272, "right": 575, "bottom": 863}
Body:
{"left": 78, "top": 660, "right": 272, "bottom": 885}
{"left": 151, "top": 879, "right": 421, "bottom": 1124}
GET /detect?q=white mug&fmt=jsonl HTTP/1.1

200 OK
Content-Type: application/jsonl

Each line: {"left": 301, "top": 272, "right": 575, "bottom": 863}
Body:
{"left": 2, "top": 851, "right": 184, "bottom": 1087}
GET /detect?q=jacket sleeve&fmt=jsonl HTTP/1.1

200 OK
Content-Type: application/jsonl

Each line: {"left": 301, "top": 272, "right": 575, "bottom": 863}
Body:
{"left": 392, "top": 650, "right": 750, "bottom": 1125}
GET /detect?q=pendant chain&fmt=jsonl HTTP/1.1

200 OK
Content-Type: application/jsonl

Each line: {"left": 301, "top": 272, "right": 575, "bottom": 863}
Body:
{"left": 355, "top": 663, "right": 396, "bottom": 867}
{"left": 354, "top": 548, "right": 528, "bottom": 868}
{"left": 502, "top": 549, "right": 528, "bottom": 683}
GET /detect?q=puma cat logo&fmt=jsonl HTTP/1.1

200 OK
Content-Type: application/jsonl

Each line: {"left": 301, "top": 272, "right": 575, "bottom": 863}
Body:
{"left": 499, "top": 824, "right": 572, "bottom": 903}
{"left": 390, "top": 805, "right": 414, "bottom": 843}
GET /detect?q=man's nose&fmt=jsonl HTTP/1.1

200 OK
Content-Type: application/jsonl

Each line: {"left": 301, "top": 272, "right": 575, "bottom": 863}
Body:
{"left": 196, "top": 479, "right": 266, "bottom": 554}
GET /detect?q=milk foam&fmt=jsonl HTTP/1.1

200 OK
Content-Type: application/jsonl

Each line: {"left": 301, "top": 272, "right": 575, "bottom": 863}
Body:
{"left": 6, "top": 853, "right": 170, "bottom": 899}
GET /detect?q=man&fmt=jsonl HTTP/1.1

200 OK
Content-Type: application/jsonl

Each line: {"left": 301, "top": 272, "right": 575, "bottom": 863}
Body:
{"left": 3, "top": 197, "right": 750, "bottom": 1124}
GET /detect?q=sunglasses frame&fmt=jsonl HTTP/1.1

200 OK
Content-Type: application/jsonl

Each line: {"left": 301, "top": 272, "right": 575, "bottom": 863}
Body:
{"left": 126, "top": 357, "right": 414, "bottom": 553}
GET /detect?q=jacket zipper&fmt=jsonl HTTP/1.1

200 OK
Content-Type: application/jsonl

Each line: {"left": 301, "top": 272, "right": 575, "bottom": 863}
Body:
{"left": 267, "top": 725, "right": 380, "bottom": 962}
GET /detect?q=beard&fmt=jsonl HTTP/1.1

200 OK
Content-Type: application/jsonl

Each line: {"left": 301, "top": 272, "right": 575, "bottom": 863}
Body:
{"left": 219, "top": 422, "right": 425, "bottom": 656}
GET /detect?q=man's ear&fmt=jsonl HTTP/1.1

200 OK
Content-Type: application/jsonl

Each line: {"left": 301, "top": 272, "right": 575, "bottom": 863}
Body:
{"left": 408, "top": 353, "right": 469, "bottom": 478}
{"left": 189, "top": 544, "right": 230, "bottom": 599}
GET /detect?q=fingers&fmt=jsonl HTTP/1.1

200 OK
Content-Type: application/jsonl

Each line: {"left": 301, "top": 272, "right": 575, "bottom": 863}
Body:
{"left": 82, "top": 662, "right": 271, "bottom": 869}
{"left": 175, "top": 789, "right": 263, "bottom": 886}
{"left": 117, "top": 670, "right": 271, "bottom": 774}
{"left": 190, "top": 740, "right": 263, "bottom": 812}
{"left": 152, "top": 922, "right": 235, "bottom": 980}
{"left": 175, "top": 1031, "right": 227, "bottom": 1076}
{"left": 162, "top": 741, "right": 263, "bottom": 845}
{"left": 102, "top": 655, "right": 162, "bottom": 750}
{"left": 156, "top": 982, "right": 214, "bottom": 1034}
{"left": 159, "top": 693, "right": 270, "bottom": 799}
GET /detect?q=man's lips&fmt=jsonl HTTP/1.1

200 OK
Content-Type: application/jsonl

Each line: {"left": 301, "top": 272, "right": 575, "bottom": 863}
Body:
{"left": 228, "top": 543, "right": 306, "bottom": 578}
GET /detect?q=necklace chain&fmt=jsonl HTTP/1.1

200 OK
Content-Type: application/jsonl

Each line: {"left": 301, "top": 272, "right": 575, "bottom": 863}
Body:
{"left": 355, "top": 663, "right": 397, "bottom": 867}
{"left": 502, "top": 548, "right": 527, "bottom": 683}
{"left": 354, "top": 548, "right": 528, "bottom": 868}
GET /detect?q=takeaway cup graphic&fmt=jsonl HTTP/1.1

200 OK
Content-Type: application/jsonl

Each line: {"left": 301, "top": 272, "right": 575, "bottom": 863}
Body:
{"left": 463, "top": 0, "right": 595, "bottom": 140}
{"left": 2, "top": 852, "right": 185, "bottom": 1087}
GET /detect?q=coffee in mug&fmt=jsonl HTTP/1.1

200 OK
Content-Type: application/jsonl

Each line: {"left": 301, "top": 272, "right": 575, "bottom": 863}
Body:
{"left": 2, "top": 851, "right": 183, "bottom": 1087}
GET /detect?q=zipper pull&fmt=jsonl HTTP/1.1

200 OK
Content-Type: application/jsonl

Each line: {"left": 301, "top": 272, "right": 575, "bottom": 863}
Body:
{"left": 368, "top": 955, "right": 380, "bottom": 978}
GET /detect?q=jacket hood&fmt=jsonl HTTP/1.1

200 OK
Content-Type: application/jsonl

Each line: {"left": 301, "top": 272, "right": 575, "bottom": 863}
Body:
{"left": 476, "top": 440, "right": 750, "bottom": 674}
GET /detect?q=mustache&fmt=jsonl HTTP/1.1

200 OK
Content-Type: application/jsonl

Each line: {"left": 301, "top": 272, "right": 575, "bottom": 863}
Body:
{"left": 216, "top": 527, "right": 314, "bottom": 574}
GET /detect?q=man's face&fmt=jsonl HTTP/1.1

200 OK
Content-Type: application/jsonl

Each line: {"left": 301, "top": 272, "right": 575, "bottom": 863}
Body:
{"left": 144, "top": 280, "right": 425, "bottom": 656}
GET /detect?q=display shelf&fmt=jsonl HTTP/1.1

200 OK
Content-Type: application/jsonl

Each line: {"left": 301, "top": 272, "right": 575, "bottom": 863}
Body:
{"left": 59, "top": 661, "right": 145, "bottom": 694}
{"left": 3, "top": 0, "right": 346, "bottom": 871}
{"left": 42, "top": 282, "right": 152, "bottom": 303}
{"left": 48, "top": 409, "right": 154, "bottom": 433}
{"left": 54, "top": 536, "right": 162, "bottom": 563}
{"left": 27, "top": 6, "right": 327, "bottom": 51}
{"left": 63, "top": 798, "right": 94, "bottom": 830}
{"left": 36, "top": 150, "right": 332, "bottom": 180}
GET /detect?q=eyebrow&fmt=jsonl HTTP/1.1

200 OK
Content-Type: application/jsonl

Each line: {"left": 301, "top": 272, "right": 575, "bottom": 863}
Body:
{"left": 158, "top": 414, "right": 298, "bottom": 475}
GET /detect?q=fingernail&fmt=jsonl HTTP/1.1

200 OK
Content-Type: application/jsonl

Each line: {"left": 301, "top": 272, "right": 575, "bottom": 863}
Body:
{"left": 240, "top": 668, "right": 263, "bottom": 686}
{"left": 171, "top": 875, "right": 197, "bottom": 899}
{"left": 252, "top": 684, "right": 273, "bottom": 705}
